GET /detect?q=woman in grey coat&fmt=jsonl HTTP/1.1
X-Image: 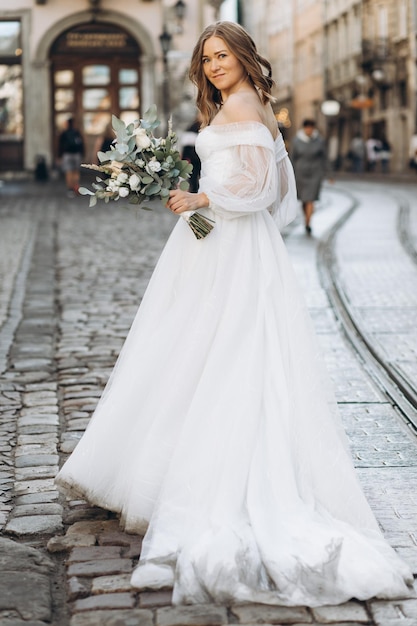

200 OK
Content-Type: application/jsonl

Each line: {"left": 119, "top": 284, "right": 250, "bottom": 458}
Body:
{"left": 291, "top": 119, "right": 327, "bottom": 234}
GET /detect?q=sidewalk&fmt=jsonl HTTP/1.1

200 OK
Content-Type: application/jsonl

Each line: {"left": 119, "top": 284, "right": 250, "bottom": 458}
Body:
{"left": 332, "top": 169, "right": 417, "bottom": 185}
{"left": 0, "top": 170, "right": 95, "bottom": 198}
{"left": 1, "top": 164, "right": 416, "bottom": 195}
{"left": 0, "top": 179, "right": 417, "bottom": 625}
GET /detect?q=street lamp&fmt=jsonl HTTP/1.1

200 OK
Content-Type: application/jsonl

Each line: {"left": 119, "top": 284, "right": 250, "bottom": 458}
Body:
{"left": 159, "top": 27, "right": 172, "bottom": 123}
{"left": 159, "top": 27, "right": 172, "bottom": 59}
{"left": 208, "top": 0, "right": 223, "bottom": 20}
{"left": 88, "top": 0, "right": 101, "bottom": 13}
{"left": 321, "top": 100, "right": 340, "bottom": 116}
{"left": 174, "top": 0, "right": 186, "bottom": 21}
{"left": 159, "top": 1, "right": 186, "bottom": 125}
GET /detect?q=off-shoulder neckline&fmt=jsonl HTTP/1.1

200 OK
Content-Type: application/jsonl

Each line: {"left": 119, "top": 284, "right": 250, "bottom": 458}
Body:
{"left": 204, "top": 120, "right": 280, "bottom": 143}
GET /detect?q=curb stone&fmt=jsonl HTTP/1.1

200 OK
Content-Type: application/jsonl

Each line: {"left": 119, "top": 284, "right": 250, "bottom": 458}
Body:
{"left": 0, "top": 537, "right": 55, "bottom": 623}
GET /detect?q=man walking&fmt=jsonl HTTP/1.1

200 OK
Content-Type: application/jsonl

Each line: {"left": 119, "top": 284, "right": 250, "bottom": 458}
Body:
{"left": 58, "top": 118, "right": 84, "bottom": 197}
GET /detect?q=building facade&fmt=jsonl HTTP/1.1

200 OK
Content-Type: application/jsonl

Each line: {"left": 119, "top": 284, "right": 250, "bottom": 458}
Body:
{"left": 323, "top": 0, "right": 366, "bottom": 169}
{"left": 243, "top": 0, "right": 417, "bottom": 172}
{"left": 325, "top": 0, "right": 416, "bottom": 171}
{"left": 358, "top": 0, "right": 416, "bottom": 170}
{"left": 0, "top": 0, "right": 221, "bottom": 171}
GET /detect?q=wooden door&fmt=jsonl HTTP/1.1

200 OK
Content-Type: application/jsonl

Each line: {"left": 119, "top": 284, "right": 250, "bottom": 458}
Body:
{"left": 50, "top": 23, "right": 141, "bottom": 164}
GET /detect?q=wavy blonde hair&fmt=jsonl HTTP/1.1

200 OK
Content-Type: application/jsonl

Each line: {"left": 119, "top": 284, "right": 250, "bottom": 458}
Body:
{"left": 189, "top": 21, "right": 275, "bottom": 127}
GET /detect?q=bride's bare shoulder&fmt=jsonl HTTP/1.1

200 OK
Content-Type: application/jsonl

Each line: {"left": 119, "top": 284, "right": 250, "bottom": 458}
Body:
{"left": 220, "top": 92, "right": 263, "bottom": 124}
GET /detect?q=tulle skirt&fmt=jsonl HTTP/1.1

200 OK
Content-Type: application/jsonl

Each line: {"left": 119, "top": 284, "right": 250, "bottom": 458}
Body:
{"left": 56, "top": 208, "right": 413, "bottom": 606}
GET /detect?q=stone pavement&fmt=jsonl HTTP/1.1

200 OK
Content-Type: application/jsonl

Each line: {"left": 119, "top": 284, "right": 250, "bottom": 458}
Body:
{"left": 331, "top": 181, "right": 417, "bottom": 397}
{"left": 0, "top": 177, "right": 417, "bottom": 625}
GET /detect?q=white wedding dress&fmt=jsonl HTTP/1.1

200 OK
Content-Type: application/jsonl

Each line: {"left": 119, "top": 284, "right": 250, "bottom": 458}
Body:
{"left": 56, "top": 122, "right": 412, "bottom": 606}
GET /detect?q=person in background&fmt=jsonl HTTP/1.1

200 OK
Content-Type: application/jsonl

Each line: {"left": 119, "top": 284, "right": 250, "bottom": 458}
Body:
{"left": 180, "top": 118, "right": 202, "bottom": 193}
{"left": 93, "top": 124, "right": 115, "bottom": 175}
{"left": 349, "top": 134, "right": 366, "bottom": 173}
{"left": 291, "top": 118, "right": 327, "bottom": 235}
{"left": 379, "top": 135, "right": 391, "bottom": 173}
{"left": 99, "top": 123, "right": 115, "bottom": 154}
{"left": 408, "top": 132, "right": 417, "bottom": 172}
{"left": 365, "top": 137, "right": 381, "bottom": 172}
{"left": 58, "top": 117, "right": 85, "bottom": 197}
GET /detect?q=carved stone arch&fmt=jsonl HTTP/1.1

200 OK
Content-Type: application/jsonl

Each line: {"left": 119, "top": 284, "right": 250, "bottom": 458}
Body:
{"left": 26, "top": 10, "right": 156, "bottom": 169}
{"left": 34, "top": 10, "right": 155, "bottom": 66}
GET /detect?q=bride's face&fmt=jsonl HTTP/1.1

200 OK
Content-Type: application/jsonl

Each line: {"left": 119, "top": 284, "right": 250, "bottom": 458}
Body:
{"left": 202, "top": 36, "right": 247, "bottom": 93}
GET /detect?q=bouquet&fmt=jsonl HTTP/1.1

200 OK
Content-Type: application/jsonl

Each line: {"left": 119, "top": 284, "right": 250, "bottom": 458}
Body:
{"left": 79, "top": 105, "right": 214, "bottom": 239}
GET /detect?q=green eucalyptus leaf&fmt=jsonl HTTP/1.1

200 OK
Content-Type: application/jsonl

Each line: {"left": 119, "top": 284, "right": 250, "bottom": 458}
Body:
{"left": 112, "top": 115, "right": 127, "bottom": 134}
{"left": 179, "top": 180, "right": 190, "bottom": 191}
{"left": 127, "top": 136, "right": 137, "bottom": 151}
{"left": 97, "top": 150, "right": 112, "bottom": 163}
{"left": 179, "top": 163, "right": 193, "bottom": 178}
{"left": 143, "top": 104, "right": 158, "bottom": 123}
{"left": 108, "top": 150, "right": 124, "bottom": 161}
{"left": 79, "top": 186, "right": 94, "bottom": 196}
{"left": 145, "top": 182, "right": 162, "bottom": 195}
{"left": 115, "top": 142, "right": 129, "bottom": 155}
{"left": 140, "top": 105, "right": 160, "bottom": 132}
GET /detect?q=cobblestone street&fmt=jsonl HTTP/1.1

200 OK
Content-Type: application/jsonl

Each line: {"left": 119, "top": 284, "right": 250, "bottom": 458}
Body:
{"left": 1, "top": 176, "right": 417, "bottom": 626}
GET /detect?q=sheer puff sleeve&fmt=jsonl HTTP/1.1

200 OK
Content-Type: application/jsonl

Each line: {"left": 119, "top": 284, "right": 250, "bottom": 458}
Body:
{"left": 197, "top": 122, "right": 297, "bottom": 230}
{"left": 272, "top": 133, "right": 298, "bottom": 230}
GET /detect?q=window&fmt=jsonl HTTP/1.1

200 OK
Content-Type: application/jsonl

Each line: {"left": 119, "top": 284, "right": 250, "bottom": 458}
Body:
{"left": 380, "top": 87, "right": 388, "bottom": 111}
{"left": 0, "top": 21, "right": 23, "bottom": 139}
{"left": 377, "top": 5, "right": 387, "bottom": 38}
{"left": 398, "top": 0, "right": 407, "bottom": 39}
{"left": 83, "top": 64, "right": 110, "bottom": 86}
{"left": 0, "top": 64, "right": 23, "bottom": 138}
{"left": 119, "top": 68, "right": 138, "bottom": 84}
{"left": 0, "top": 21, "right": 21, "bottom": 57}
{"left": 398, "top": 80, "right": 407, "bottom": 108}
{"left": 51, "top": 24, "right": 141, "bottom": 163}
{"left": 351, "top": 6, "right": 361, "bottom": 54}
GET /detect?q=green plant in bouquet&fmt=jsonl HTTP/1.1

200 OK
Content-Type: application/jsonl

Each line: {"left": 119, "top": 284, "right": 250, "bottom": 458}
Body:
{"left": 80, "top": 105, "right": 214, "bottom": 239}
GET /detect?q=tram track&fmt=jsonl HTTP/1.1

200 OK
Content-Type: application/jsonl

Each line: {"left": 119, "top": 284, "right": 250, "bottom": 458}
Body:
{"left": 397, "top": 192, "right": 417, "bottom": 266}
{"left": 317, "top": 186, "right": 417, "bottom": 434}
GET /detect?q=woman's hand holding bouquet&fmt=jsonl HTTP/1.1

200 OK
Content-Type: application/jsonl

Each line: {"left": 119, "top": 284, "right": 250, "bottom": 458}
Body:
{"left": 79, "top": 105, "right": 214, "bottom": 239}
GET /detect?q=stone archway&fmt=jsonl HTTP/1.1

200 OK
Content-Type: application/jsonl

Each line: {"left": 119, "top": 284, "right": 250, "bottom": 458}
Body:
{"left": 34, "top": 10, "right": 155, "bottom": 66}
{"left": 26, "top": 10, "right": 155, "bottom": 169}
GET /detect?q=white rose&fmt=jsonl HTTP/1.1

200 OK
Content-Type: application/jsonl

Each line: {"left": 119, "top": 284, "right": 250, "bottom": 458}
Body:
{"left": 119, "top": 187, "right": 130, "bottom": 198}
{"left": 146, "top": 158, "right": 162, "bottom": 173}
{"left": 136, "top": 159, "right": 145, "bottom": 168}
{"left": 134, "top": 128, "right": 151, "bottom": 150}
{"left": 129, "top": 174, "right": 141, "bottom": 190}
{"left": 117, "top": 172, "right": 128, "bottom": 183}
{"left": 107, "top": 179, "right": 120, "bottom": 192}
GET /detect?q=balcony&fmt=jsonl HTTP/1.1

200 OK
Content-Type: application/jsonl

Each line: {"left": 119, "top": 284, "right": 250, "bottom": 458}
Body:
{"left": 361, "top": 38, "right": 391, "bottom": 71}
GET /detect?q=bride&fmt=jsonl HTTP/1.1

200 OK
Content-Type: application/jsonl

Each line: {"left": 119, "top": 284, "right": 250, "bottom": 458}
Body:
{"left": 56, "top": 21, "right": 413, "bottom": 606}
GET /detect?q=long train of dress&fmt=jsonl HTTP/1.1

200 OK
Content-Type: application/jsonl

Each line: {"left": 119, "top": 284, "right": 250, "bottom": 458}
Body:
{"left": 56, "top": 122, "right": 413, "bottom": 606}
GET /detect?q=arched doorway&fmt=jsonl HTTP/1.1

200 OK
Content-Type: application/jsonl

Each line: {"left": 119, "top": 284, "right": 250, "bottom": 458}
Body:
{"left": 50, "top": 22, "right": 142, "bottom": 164}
